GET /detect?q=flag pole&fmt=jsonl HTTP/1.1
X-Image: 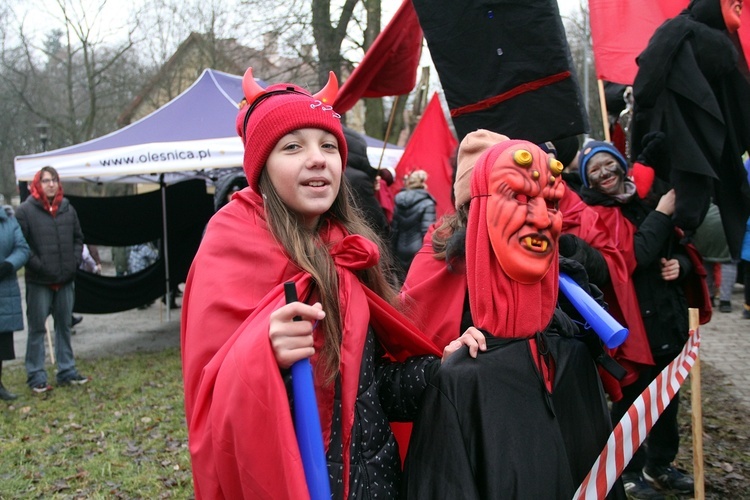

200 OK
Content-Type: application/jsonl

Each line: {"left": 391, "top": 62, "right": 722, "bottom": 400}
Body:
{"left": 689, "top": 308, "right": 705, "bottom": 499}
{"left": 597, "top": 79, "right": 611, "bottom": 142}
{"left": 377, "top": 95, "right": 401, "bottom": 171}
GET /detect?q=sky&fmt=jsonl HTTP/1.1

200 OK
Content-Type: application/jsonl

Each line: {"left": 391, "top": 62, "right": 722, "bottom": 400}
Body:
{"left": 14, "top": 0, "right": 586, "bottom": 48}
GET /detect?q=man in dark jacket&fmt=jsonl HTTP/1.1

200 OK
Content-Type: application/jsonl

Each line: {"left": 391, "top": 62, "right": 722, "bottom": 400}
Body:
{"left": 578, "top": 142, "right": 694, "bottom": 499}
{"left": 15, "top": 166, "right": 89, "bottom": 393}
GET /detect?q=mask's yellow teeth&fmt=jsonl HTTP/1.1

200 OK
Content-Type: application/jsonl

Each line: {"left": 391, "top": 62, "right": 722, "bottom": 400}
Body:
{"left": 523, "top": 237, "right": 548, "bottom": 253}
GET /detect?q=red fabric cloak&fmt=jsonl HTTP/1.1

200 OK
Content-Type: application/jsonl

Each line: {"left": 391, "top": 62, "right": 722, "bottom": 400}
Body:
{"left": 181, "top": 189, "right": 440, "bottom": 499}
{"left": 559, "top": 187, "right": 654, "bottom": 399}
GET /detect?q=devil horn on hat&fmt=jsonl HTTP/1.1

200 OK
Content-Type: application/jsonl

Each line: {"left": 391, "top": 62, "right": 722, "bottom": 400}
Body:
{"left": 242, "top": 67, "right": 267, "bottom": 106}
{"left": 242, "top": 67, "right": 339, "bottom": 106}
{"left": 312, "top": 71, "right": 338, "bottom": 105}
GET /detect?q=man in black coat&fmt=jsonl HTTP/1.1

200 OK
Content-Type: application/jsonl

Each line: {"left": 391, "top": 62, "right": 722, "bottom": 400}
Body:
{"left": 15, "top": 166, "right": 89, "bottom": 393}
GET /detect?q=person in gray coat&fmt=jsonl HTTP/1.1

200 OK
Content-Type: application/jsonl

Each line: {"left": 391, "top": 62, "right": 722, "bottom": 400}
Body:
{"left": 0, "top": 205, "right": 30, "bottom": 400}
{"left": 392, "top": 170, "right": 436, "bottom": 280}
{"left": 15, "top": 166, "right": 88, "bottom": 394}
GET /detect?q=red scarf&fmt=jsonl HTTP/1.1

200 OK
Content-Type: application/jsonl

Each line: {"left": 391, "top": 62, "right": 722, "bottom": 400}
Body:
{"left": 30, "top": 170, "right": 63, "bottom": 217}
{"left": 181, "top": 188, "right": 439, "bottom": 499}
{"left": 400, "top": 224, "right": 468, "bottom": 349}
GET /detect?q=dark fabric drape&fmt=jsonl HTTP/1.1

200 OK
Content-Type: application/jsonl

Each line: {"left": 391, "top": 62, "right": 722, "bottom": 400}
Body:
{"left": 68, "top": 179, "right": 213, "bottom": 313}
{"left": 413, "top": 0, "right": 588, "bottom": 143}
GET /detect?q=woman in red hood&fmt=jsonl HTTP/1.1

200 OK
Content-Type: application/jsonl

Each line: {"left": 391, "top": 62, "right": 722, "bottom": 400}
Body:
{"left": 180, "top": 68, "right": 484, "bottom": 500}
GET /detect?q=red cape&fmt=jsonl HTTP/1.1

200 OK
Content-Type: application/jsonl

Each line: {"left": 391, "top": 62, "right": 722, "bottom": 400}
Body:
{"left": 560, "top": 188, "right": 654, "bottom": 399}
{"left": 400, "top": 225, "right": 467, "bottom": 350}
{"left": 181, "top": 189, "right": 439, "bottom": 499}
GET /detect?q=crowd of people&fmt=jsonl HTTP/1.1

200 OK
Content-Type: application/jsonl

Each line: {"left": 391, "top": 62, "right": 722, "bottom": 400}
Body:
{"left": 178, "top": 1, "right": 750, "bottom": 497}
{"left": 0, "top": 169, "right": 174, "bottom": 399}
{"left": 1, "top": 0, "right": 747, "bottom": 498}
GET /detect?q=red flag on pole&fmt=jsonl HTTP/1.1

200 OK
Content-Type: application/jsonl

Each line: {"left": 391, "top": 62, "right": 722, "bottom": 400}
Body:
{"left": 392, "top": 93, "right": 457, "bottom": 218}
{"left": 589, "top": 0, "right": 685, "bottom": 84}
{"left": 335, "top": 0, "right": 423, "bottom": 114}
{"left": 590, "top": 0, "right": 750, "bottom": 85}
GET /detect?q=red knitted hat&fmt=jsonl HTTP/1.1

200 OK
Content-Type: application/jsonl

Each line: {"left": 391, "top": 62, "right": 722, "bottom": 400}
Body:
{"left": 236, "top": 72, "right": 347, "bottom": 193}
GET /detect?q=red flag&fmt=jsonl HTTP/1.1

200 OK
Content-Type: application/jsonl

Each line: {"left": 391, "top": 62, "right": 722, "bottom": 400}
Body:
{"left": 590, "top": 0, "right": 750, "bottom": 85}
{"left": 335, "top": 0, "right": 423, "bottom": 114}
{"left": 589, "top": 0, "right": 685, "bottom": 84}
{"left": 740, "top": 6, "right": 750, "bottom": 66}
{"left": 392, "top": 93, "right": 457, "bottom": 218}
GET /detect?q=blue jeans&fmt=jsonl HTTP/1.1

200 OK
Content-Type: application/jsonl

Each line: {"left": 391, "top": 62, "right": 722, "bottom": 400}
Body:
{"left": 25, "top": 282, "right": 79, "bottom": 387}
{"left": 719, "top": 261, "right": 739, "bottom": 302}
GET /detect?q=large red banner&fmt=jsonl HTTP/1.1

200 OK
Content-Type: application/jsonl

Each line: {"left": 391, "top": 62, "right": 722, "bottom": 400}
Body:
{"left": 589, "top": 0, "right": 750, "bottom": 85}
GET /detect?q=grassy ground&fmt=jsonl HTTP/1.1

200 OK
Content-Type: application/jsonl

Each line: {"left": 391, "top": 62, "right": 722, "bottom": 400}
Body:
{"left": 0, "top": 348, "right": 193, "bottom": 499}
{"left": 674, "top": 362, "right": 750, "bottom": 500}
{"left": 1, "top": 347, "right": 748, "bottom": 499}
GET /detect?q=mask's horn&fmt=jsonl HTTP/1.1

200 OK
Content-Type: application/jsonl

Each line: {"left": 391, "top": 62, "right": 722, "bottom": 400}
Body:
{"left": 313, "top": 71, "right": 338, "bottom": 105}
{"left": 242, "top": 67, "right": 267, "bottom": 106}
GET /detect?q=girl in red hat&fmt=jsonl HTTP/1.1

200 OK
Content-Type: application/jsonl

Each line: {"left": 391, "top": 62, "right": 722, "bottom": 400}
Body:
{"left": 181, "top": 68, "right": 484, "bottom": 499}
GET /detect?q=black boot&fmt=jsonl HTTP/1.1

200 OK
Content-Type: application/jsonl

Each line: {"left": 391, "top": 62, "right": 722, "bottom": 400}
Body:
{"left": 0, "top": 384, "right": 18, "bottom": 401}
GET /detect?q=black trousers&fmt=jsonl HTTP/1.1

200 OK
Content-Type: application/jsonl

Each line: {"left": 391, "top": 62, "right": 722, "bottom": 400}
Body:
{"left": 611, "top": 353, "right": 681, "bottom": 473}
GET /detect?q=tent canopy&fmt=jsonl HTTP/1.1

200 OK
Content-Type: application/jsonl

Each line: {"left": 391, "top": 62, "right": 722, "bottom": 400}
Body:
{"left": 14, "top": 68, "right": 403, "bottom": 184}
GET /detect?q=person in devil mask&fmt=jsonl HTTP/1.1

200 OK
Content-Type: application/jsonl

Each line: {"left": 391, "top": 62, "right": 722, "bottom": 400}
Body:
{"left": 630, "top": 0, "right": 750, "bottom": 259}
{"left": 402, "top": 136, "right": 622, "bottom": 499}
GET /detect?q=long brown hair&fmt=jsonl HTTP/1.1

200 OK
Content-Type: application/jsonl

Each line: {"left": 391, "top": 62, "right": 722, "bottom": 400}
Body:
{"left": 430, "top": 204, "right": 469, "bottom": 264}
{"left": 259, "top": 171, "right": 399, "bottom": 382}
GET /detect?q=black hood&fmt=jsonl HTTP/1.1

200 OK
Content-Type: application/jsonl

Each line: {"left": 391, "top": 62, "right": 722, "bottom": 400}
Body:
{"left": 343, "top": 127, "right": 376, "bottom": 180}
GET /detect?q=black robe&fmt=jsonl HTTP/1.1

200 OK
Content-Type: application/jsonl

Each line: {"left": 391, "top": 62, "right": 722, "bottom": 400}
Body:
{"left": 403, "top": 331, "right": 623, "bottom": 499}
{"left": 631, "top": 0, "right": 750, "bottom": 257}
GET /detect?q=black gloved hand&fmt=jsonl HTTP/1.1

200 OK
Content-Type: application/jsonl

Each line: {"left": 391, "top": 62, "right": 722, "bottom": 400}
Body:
{"left": 0, "top": 261, "right": 14, "bottom": 280}
{"left": 637, "top": 131, "right": 666, "bottom": 167}
{"left": 558, "top": 233, "right": 581, "bottom": 260}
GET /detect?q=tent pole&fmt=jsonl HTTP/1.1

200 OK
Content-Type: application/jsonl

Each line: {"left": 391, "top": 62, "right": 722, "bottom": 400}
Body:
{"left": 160, "top": 175, "right": 172, "bottom": 322}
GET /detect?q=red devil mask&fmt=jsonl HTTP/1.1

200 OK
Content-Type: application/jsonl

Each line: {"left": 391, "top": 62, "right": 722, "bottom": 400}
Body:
{"left": 486, "top": 143, "right": 565, "bottom": 284}
{"left": 466, "top": 140, "right": 565, "bottom": 338}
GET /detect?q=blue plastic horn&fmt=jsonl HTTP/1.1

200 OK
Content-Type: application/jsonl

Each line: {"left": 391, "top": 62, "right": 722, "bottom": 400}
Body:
{"left": 558, "top": 273, "right": 629, "bottom": 349}
{"left": 284, "top": 282, "right": 331, "bottom": 500}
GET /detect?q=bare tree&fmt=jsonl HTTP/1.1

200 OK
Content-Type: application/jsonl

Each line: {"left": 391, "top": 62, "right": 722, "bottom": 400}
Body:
{"left": 0, "top": 0, "right": 150, "bottom": 198}
{"left": 562, "top": 2, "right": 604, "bottom": 140}
{"left": 3, "top": 0, "right": 142, "bottom": 147}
